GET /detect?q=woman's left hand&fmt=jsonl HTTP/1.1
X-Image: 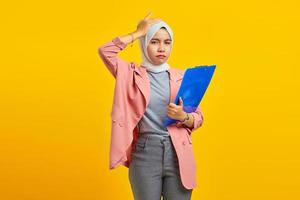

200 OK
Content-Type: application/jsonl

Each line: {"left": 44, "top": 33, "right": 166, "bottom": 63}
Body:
{"left": 166, "top": 97, "right": 186, "bottom": 127}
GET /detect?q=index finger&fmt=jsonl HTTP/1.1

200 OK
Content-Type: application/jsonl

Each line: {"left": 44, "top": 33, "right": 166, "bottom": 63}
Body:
{"left": 169, "top": 103, "right": 178, "bottom": 108}
{"left": 144, "top": 11, "right": 152, "bottom": 20}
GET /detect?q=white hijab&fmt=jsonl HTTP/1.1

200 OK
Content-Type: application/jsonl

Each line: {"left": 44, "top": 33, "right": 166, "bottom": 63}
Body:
{"left": 138, "top": 20, "right": 174, "bottom": 73}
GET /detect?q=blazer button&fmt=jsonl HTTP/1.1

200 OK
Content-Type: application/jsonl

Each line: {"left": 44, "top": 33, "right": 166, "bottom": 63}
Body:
{"left": 119, "top": 122, "right": 124, "bottom": 127}
{"left": 182, "top": 141, "right": 186, "bottom": 146}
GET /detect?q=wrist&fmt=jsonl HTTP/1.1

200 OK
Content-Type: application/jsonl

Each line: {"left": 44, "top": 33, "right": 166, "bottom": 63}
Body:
{"left": 180, "top": 112, "right": 189, "bottom": 123}
{"left": 132, "top": 31, "right": 143, "bottom": 39}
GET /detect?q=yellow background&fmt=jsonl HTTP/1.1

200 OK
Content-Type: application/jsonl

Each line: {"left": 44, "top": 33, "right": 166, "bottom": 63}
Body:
{"left": 1, "top": 0, "right": 299, "bottom": 199}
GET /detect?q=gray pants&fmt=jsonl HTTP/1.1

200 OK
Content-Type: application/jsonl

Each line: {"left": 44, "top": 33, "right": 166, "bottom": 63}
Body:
{"left": 128, "top": 133, "right": 193, "bottom": 200}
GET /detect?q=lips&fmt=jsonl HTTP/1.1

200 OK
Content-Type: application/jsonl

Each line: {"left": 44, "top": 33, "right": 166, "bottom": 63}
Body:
{"left": 156, "top": 55, "right": 166, "bottom": 58}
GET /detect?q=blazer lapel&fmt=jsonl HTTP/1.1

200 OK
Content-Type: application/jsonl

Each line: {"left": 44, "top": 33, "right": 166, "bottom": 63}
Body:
{"left": 168, "top": 68, "right": 184, "bottom": 104}
{"left": 133, "top": 67, "right": 150, "bottom": 109}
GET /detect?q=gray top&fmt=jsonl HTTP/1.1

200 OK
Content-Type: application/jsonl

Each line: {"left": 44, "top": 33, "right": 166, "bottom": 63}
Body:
{"left": 137, "top": 70, "right": 170, "bottom": 136}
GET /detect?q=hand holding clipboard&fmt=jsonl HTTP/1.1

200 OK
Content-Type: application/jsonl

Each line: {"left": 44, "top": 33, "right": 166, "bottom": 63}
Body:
{"left": 164, "top": 65, "right": 216, "bottom": 127}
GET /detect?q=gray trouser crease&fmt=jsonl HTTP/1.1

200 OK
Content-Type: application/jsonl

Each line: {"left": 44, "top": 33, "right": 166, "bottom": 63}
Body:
{"left": 128, "top": 133, "right": 193, "bottom": 200}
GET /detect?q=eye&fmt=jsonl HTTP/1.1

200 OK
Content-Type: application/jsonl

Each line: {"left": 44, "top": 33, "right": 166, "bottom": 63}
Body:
{"left": 151, "top": 41, "right": 158, "bottom": 44}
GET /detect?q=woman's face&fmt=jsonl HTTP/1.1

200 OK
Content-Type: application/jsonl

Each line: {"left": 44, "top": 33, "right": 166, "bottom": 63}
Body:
{"left": 147, "top": 28, "right": 172, "bottom": 65}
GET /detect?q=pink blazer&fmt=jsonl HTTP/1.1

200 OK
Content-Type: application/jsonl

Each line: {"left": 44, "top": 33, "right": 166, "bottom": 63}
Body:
{"left": 97, "top": 36, "right": 204, "bottom": 189}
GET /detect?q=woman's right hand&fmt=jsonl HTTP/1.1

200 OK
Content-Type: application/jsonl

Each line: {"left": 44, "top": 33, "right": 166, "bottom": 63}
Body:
{"left": 135, "top": 12, "right": 162, "bottom": 37}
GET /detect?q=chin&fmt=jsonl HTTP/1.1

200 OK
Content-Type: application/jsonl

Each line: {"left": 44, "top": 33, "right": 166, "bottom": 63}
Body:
{"left": 155, "top": 59, "right": 167, "bottom": 65}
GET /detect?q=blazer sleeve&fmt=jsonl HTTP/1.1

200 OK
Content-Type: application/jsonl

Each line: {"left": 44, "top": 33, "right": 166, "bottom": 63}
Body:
{"left": 184, "top": 106, "right": 204, "bottom": 135}
{"left": 97, "top": 36, "right": 131, "bottom": 78}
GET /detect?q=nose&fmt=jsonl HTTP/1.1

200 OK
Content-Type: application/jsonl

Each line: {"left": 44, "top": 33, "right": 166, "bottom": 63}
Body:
{"left": 158, "top": 44, "right": 165, "bottom": 52}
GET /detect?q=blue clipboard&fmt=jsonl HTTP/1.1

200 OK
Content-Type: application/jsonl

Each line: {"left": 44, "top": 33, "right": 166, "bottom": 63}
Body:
{"left": 164, "top": 65, "right": 216, "bottom": 127}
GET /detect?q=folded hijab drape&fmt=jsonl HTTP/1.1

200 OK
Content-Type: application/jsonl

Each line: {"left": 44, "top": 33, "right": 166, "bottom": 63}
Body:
{"left": 138, "top": 20, "right": 174, "bottom": 73}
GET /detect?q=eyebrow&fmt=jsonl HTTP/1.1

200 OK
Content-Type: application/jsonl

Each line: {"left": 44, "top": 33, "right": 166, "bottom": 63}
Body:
{"left": 151, "top": 38, "right": 172, "bottom": 41}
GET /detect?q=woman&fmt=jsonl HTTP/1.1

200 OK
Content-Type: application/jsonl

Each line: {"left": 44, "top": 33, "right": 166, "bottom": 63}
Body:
{"left": 98, "top": 12, "right": 204, "bottom": 200}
